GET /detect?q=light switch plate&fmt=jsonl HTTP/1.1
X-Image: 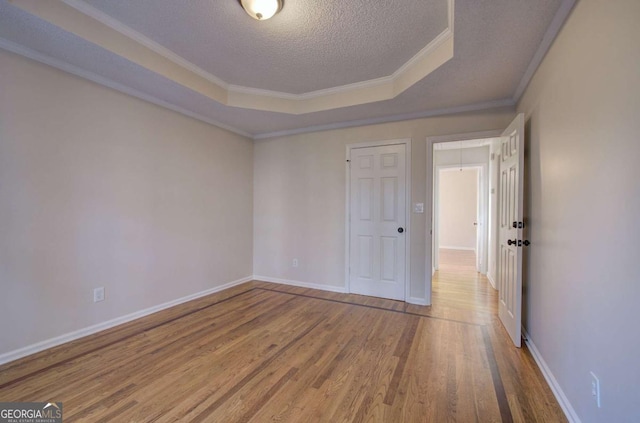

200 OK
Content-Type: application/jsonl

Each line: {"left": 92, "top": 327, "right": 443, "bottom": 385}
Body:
{"left": 413, "top": 203, "right": 424, "bottom": 213}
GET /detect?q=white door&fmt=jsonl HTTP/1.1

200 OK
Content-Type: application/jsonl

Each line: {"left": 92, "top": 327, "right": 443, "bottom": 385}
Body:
{"left": 498, "top": 113, "right": 525, "bottom": 347}
{"left": 349, "top": 144, "right": 406, "bottom": 301}
{"left": 475, "top": 171, "right": 481, "bottom": 271}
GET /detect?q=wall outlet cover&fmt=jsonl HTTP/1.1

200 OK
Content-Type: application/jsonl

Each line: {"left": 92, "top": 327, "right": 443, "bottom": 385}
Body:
{"left": 93, "top": 287, "right": 105, "bottom": 303}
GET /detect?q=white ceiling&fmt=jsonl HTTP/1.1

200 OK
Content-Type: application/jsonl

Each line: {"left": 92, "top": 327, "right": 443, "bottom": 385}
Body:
{"left": 0, "top": 0, "right": 574, "bottom": 138}
{"left": 84, "top": 0, "right": 449, "bottom": 94}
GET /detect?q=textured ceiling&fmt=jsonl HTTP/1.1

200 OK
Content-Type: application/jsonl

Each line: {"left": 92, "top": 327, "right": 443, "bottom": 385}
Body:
{"left": 83, "top": 0, "right": 448, "bottom": 94}
{"left": 0, "top": 0, "right": 570, "bottom": 138}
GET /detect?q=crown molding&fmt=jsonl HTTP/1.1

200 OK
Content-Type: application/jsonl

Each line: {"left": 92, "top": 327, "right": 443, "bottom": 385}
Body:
{"left": 1, "top": 36, "right": 516, "bottom": 142}
{"left": 60, "top": 0, "right": 230, "bottom": 89}
{"left": 513, "top": 0, "right": 577, "bottom": 103}
{"left": 3, "top": 0, "right": 573, "bottom": 139}
{"left": 10, "top": 0, "right": 455, "bottom": 115}
{"left": 0, "top": 38, "right": 253, "bottom": 139}
{"left": 253, "top": 98, "right": 515, "bottom": 140}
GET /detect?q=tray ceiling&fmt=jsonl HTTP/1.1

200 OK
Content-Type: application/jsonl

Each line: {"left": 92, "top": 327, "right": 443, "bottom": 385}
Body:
{"left": 0, "top": 0, "right": 573, "bottom": 138}
{"left": 84, "top": 0, "right": 449, "bottom": 94}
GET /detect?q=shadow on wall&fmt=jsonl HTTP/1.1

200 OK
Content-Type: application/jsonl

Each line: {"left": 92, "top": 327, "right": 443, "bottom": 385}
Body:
{"left": 522, "top": 116, "right": 536, "bottom": 331}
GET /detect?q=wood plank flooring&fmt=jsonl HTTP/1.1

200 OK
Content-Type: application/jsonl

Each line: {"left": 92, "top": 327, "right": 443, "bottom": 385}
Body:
{"left": 0, "top": 271, "right": 567, "bottom": 422}
{"left": 439, "top": 248, "right": 477, "bottom": 268}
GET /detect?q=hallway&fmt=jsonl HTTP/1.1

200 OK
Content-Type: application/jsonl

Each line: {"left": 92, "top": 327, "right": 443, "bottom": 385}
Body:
{"left": 432, "top": 248, "right": 497, "bottom": 320}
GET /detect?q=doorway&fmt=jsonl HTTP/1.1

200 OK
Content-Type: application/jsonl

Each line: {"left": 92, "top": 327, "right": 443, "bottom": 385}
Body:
{"left": 437, "top": 167, "right": 480, "bottom": 270}
{"left": 426, "top": 114, "right": 526, "bottom": 347}
{"left": 431, "top": 139, "right": 492, "bottom": 277}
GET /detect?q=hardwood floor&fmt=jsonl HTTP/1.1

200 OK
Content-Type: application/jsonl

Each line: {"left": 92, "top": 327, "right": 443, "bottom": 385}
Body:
{"left": 438, "top": 248, "right": 477, "bottom": 268}
{"left": 0, "top": 273, "right": 566, "bottom": 422}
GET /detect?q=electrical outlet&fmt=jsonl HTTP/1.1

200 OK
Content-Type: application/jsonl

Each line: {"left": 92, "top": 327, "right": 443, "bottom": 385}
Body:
{"left": 292, "top": 258, "right": 299, "bottom": 267}
{"left": 590, "top": 371, "right": 601, "bottom": 408}
{"left": 93, "top": 287, "right": 105, "bottom": 303}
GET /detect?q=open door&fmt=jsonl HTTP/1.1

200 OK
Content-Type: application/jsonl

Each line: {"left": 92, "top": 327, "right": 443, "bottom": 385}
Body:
{"left": 475, "top": 171, "right": 481, "bottom": 271}
{"left": 498, "top": 113, "right": 525, "bottom": 347}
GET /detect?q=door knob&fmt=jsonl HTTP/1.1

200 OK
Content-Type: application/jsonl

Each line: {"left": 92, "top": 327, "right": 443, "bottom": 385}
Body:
{"left": 507, "top": 239, "right": 516, "bottom": 246}
{"left": 523, "top": 240, "right": 530, "bottom": 246}
{"left": 397, "top": 227, "right": 404, "bottom": 233}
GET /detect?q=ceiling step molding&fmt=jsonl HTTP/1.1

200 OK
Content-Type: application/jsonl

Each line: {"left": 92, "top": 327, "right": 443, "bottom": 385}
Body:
{"left": 9, "top": 0, "right": 455, "bottom": 115}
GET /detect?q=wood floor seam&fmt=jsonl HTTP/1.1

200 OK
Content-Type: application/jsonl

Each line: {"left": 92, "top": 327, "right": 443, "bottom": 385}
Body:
{"left": 482, "top": 325, "right": 514, "bottom": 423}
{"left": 0, "top": 287, "right": 260, "bottom": 390}
{"left": 0, "top": 277, "right": 567, "bottom": 422}
{"left": 254, "top": 287, "right": 486, "bottom": 327}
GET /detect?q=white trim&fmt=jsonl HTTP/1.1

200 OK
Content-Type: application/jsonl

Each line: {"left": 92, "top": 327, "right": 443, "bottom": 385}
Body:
{"left": 0, "top": 38, "right": 253, "bottom": 139}
{"left": 389, "top": 27, "right": 451, "bottom": 83}
{"left": 0, "top": 276, "right": 253, "bottom": 366}
{"left": 0, "top": 33, "right": 512, "bottom": 140}
{"left": 513, "top": 0, "right": 577, "bottom": 102}
{"left": 61, "top": 0, "right": 229, "bottom": 88}
{"left": 62, "top": 0, "right": 452, "bottom": 99}
{"left": 487, "top": 272, "right": 496, "bottom": 289}
{"left": 46, "top": 0, "right": 456, "bottom": 114}
{"left": 523, "top": 328, "right": 581, "bottom": 423}
{"left": 439, "top": 246, "right": 476, "bottom": 251}
{"left": 427, "top": 129, "right": 504, "bottom": 144}
{"left": 407, "top": 297, "right": 429, "bottom": 306}
{"left": 230, "top": 66, "right": 397, "bottom": 101}
{"left": 253, "top": 276, "right": 348, "bottom": 294}
{"left": 3, "top": 0, "right": 572, "bottom": 132}
{"left": 345, "top": 138, "right": 412, "bottom": 303}
{"left": 254, "top": 100, "right": 515, "bottom": 140}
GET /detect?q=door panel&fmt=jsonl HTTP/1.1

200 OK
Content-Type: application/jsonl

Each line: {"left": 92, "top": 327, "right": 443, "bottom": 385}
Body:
{"left": 381, "top": 177, "right": 398, "bottom": 221}
{"left": 498, "top": 113, "right": 525, "bottom": 347}
{"left": 349, "top": 144, "right": 406, "bottom": 301}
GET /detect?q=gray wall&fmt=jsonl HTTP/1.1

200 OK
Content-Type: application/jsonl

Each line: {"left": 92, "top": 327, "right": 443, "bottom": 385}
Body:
{"left": 0, "top": 51, "right": 254, "bottom": 356}
{"left": 253, "top": 112, "right": 513, "bottom": 300}
{"left": 518, "top": 0, "right": 640, "bottom": 421}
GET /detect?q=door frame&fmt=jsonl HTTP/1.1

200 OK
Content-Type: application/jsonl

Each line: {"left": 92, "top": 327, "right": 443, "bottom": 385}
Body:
{"left": 425, "top": 130, "right": 502, "bottom": 305}
{"left": 433, "top": 163, "right": 486, "bottom": 272}
{"left": 345, "top": 138, "right": 412, "bottom": 302}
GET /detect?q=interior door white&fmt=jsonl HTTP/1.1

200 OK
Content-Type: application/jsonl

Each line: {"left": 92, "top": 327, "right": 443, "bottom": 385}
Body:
{"left": 498, "top": 113, "right": 525, "bottom": 347}
{"left": 475, "top": 171, "right": 481, "bottom": 271}
{"left": 349, "top": 144, "right": 406, "bottom": 301}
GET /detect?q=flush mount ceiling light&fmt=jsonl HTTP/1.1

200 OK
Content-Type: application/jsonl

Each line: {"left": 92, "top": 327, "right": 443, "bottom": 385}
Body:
{"left": 239, "top": 0, "right": 283, "bottom": 20}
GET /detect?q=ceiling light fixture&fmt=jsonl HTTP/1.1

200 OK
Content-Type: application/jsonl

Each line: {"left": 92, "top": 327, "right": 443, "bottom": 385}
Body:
{"left": 239, "top": 0, "right": 283, "bottom": 20}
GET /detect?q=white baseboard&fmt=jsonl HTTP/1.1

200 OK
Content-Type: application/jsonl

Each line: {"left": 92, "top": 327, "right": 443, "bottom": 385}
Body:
{"left": 0, "top": 276, "right": 253, "bottom": 366}
{"left": 487, "top": 272, "right": 497, "bottom": 289}
{"left": 253, "top": 275, "right": 348, "bottom": 294}
{"left": 439, "top": 246, "right": 475, "bottom": 251}
{"left": 254, "top": 275, "right": 430, "bottom": 306}
{"left": 407, "top": 296, "right": 430, "bottom": 306}
{"left": 522, "top": 328, "right": 581, "bottom": 423}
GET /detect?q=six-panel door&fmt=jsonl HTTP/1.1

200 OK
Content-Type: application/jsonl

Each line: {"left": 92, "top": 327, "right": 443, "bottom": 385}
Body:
{"left": 349, "top": 144, "right": 406, "bottom": 301}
